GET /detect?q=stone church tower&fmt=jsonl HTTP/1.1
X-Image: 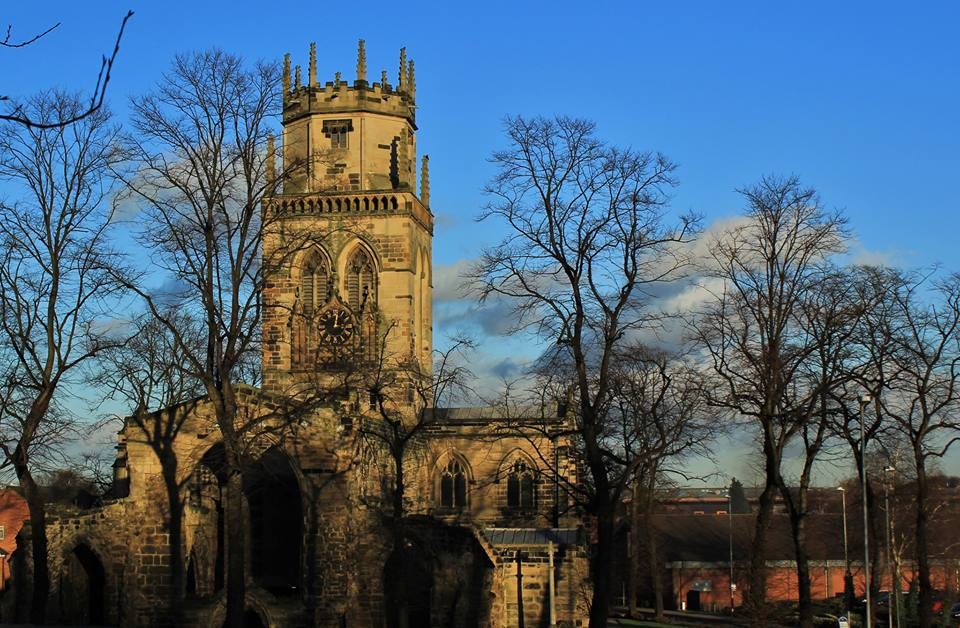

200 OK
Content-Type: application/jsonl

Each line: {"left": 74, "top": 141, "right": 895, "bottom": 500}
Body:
{"left": 262, "top": 39, "right": 433, "bottom": 395}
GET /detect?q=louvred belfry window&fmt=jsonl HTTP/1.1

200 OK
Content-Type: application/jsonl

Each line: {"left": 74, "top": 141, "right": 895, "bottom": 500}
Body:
{"left": 346, "top": 247, "right": 376, "bottom": 312}
{"left": 300, "top": 252, "right": 330, "bottom": 315}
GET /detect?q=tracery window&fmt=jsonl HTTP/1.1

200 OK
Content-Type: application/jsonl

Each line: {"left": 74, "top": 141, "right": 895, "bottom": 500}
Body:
{"left": 439, "top": 459, "right": 467, "bottom": 509}
{"left": 506, "top": 459, "right": 535, "bottom": 509}
{"left": 345, "top": 247, "right": 376, "bottom": 312}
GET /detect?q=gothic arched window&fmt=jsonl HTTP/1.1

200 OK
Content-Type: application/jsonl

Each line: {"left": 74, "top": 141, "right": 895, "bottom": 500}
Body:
{"left": 506, "top": 459, "right": 535, "bottom": 509}
{"left": 345, "top": 247, "right": 376, "bottom": 313}
{"left": 300, "top": 251, "right": 330, "bottom": 316}
{"left": 440, "top": 459, "right": 467, "bottom": 509}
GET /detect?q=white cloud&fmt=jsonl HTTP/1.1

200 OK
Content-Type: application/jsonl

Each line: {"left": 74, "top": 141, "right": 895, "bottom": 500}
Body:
{"left": 847, "top": 240, "right": 901, "bottom": 268}
{"left": 432, "top": 259, "right": 476, "bottom": 302}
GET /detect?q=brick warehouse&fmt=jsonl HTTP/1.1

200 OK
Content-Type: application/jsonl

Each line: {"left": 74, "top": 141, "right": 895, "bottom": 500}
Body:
{"left": 15, "top": 42, "right": 590, "bottom": 627}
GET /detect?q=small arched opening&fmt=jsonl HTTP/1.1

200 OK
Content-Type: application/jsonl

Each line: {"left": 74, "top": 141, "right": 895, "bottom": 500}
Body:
{"left": 59, "top": 542, "right": 106, "bottom": 625}
{"left": 218, "top": 606, "right": 268, "bottom": 628}
{"left": 186, "top": 551, "right": 198, "bottom": 597}
{"left": 343, "top": 245, "right": 377, "bottom": 313}
{"left": 242, "top": 608, "right": 267, "bottom": 628}
{"left": 197, "top": 443, "right": 229, "bottom": 594}
{"left": 298, "top": 247, "right": 331, "bottom": 316}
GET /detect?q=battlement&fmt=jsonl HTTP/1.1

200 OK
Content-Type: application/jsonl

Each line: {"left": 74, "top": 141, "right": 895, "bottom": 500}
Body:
{"left": 282, "top": 39, "right": 416, "bottom": 126}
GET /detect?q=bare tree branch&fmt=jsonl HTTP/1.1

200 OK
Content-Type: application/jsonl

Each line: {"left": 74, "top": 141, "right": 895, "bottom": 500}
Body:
{"left": 1, "top": 11, "right": 133, "bottom": 129}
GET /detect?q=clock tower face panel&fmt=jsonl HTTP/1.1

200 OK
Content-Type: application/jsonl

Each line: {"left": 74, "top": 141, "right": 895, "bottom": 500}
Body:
{"left": 317, "top": 308, "right": 355, "bottom": 346}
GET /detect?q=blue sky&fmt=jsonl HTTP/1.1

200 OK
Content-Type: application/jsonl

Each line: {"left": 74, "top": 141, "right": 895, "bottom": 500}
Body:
{"left": 3, "top": 1, "right": 958, "bottom": 483}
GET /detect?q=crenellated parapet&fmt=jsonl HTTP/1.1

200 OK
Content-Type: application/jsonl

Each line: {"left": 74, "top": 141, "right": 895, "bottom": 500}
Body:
{"left": 282, "top": 39, "right": 417, "bottom": 127}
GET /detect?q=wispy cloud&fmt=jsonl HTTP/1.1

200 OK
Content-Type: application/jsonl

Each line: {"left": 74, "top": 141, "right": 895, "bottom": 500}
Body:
{"left": 847, "top": 240, "right": 901, "bottom": 267}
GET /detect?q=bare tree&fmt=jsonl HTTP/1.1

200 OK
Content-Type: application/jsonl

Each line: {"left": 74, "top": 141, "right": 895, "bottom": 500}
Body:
{"left": 780, "top": 267, "right": 869, "bottom": 627}
{"left": 872, "top": 271, "right": 960, "bottom": 627}
{"left": 826, "top": 265, "right": 903, "bottom": 619}
{"left": 470, "top": 115, "right": 697, "bottom": 627}
{"left": 609, "top": 347, "right": 713, "bottom": 621}
{"left": 1, "top": 11, "right": 134, "bottom": 128}
{"left": 0, "top": 92, "right": 126, "bottom": 622}
{"left": 122, "top": 50, "right": 284, "bottom": 627}
{"left": 689, "top": 175, "right": 849, "bottom": 627}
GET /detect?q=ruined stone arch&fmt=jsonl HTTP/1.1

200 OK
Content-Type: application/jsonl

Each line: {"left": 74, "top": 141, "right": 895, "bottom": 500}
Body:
{"left": 244, "top": 445, "right": 305, "bottom": 595}
{"left": 185, "top": 532, "right": 209, "bottom": 597}
{"left": 189, "top": 441, "right": 308, "bottom": 598}
{"left": 383, "top": 532, "right": 435, "bottom": 628}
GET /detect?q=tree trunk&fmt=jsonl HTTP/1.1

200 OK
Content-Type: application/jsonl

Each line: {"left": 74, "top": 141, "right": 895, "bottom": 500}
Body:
{"left": 787, "top": 504, "right": 813, "bottom": 628}
{"left": 392, "top": 446, "right": 408, "bottom": 627}
{"left": 747, "top": 482, "right": 777, "bottom": 626}
{"left": 161, "top": 454, "right": 185, "bottom": 624}
{"left": 225, "top": 467, "right": 246, "bottom": 628}
{"left": 589, "top": 505, "right": 615, "bottom": 628}
{"left": 627, "top": 480, "right": 640, "bottom": 618}
{"left": 781, "top": 463, "right": 817, "bottom": 628}
{"left": 914, "top": 461, "right": 932, "bottom": 628}
{"left": 646, "top": 509, "right": 665, "bottom": 621}
{"left": 17, "top": 467, "right": 49, "bottom": 624}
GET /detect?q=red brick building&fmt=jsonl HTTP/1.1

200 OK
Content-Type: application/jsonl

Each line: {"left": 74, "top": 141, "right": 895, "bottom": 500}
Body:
{"left": 0, "top": 488, "right": 29, "bottom": 592}
{"left": 617, "top": 483, "right": 960, "bottom": 613}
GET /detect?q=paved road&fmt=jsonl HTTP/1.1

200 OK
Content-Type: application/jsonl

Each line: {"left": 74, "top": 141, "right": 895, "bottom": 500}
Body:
{"left": 610, "top": 608, "right": 759, "bottom": 627}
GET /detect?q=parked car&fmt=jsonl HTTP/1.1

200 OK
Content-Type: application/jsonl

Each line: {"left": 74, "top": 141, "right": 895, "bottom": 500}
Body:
{"left": 857, "top": 590, "right": 944, "bottom": 618}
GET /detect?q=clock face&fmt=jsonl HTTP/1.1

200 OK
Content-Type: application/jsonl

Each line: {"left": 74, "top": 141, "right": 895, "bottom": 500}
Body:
{"left": 317, "top": 308, "right": 355, "bottom": 345}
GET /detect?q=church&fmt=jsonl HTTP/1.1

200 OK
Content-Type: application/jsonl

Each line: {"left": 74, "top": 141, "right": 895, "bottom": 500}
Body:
{"left": 28, "top": 41, "right": 591, "bottom": 627}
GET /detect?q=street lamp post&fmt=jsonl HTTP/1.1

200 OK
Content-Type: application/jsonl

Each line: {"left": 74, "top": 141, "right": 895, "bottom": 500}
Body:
{"left": 860, "top": 393, "right": 873, "bottom": 628}
{"left": 883, "top": 466, "right": 897, "bottom": 628}
{"left": 727, "top": 490, "right": 735, "bottom": 612}
{"left": 838, "top": 486, "right": 853, "bottom": 613}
